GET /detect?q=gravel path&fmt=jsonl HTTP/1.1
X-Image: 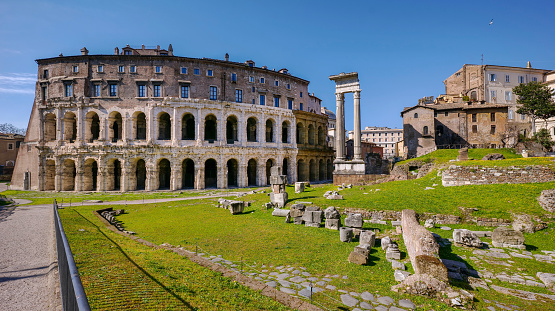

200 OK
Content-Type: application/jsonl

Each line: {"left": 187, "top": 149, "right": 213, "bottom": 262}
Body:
{"left": 0, "top": 203, "right": 60, "bottom": 311}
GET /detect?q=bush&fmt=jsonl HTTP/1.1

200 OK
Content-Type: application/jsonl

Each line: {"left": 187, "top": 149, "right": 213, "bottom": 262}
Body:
{"left": 533, "top": 128, "right": 554, "bottom": 150}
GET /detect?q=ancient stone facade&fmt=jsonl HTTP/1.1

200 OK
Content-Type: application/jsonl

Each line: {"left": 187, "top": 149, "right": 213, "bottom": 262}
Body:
{"left": 11, "top": 45, "right": 334, "bottom": 191}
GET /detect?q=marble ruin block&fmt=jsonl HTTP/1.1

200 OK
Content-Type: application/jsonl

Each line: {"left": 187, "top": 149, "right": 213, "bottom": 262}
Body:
{"left": 345, "top": 213, "right": 363, "bottom": 228}
{"left": 340, "top": 227, "right": 354, "bottom": 242}
{"left": 270, "top": 192, "right": 288, "bottom": 208}
{"left": 492, "top": 226, "right": 525, "bottom": 249}
{"left": 302, "top": 211, "right": 323, "bottom": 225}
{"left": 289, "top": 204, "right": 306, "bottom": 217}
{"left": 293, "top": 216, "right": 304, "bottom": 225}
{"left": 325, "top": 219, "right": 341, "bottom": 230}
{"left": 228, "top": 201, "right": 244, "bottom": 215}
{"left": 324, "top": 206, "right": 340, "bottom": 219}
{"left": 381, "top": 236, "right": 392, "bottom": 251}
{"left": 272, "top": 208, "right": 290, "bottom": 217}
{"left": 453, "top": 229, "right": 483, "bottom": 248}
{"left": 295, "top": 182, "right": 305, "bottom": 193}
{"left": 386, "top": 243, "right": 401, "bottom": 261}
{"left": 359, "top": 230, "right": 376, "bottom": 248}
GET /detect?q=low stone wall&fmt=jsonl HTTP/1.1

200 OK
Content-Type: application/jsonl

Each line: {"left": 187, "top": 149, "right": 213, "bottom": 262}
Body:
{"left": 333, "top": 174, "right": 388, "bottom": 186}
{"left": 442, "top": 165, "right": 555, "bottom": 187}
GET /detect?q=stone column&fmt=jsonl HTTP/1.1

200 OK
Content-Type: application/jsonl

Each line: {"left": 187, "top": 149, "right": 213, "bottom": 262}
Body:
{"left": 170, "top": 162, "right": 179, "bottom": 191}
{"left": 196, "top": 109, "right": 203, "bottom": 145}
{"left": 55, "top": 159, "right": 62, "bottom": 191}
{"left": 353, "top": 90, "right": 362, "bottom": 161}
{"left": 122, "top": 115, "right": 128, "bottom": 143}
{"left": 147, "top": 107, "right": 154, "bottom": 144}
{"left": 172, "top": 107, "right": 178, "bottom": 146}
{"left": 56, "top": 108, "right": 63, "bottom": 142}
{"left": 77, "top": 106, "right": 83, "bottom": 144}
{"left": 196, "top": 166, "right": 204, "bottom": 190}
{"left": 239, "top": 163, "right": 247, "bottom": 187}
{"left": 75, "top": 158, "right": 83, "bottom": 192}
{"left": 334, "top": 93, "right": 345, "bottom": 161}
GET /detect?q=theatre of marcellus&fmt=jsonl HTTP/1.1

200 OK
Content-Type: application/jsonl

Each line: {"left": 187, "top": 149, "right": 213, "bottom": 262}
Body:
{"left": 11, "top": 45, "right": 334, "bottom": 191}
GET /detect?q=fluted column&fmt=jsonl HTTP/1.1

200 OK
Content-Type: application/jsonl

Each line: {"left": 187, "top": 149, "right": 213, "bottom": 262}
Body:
{"left": 353, "top": 90, "right": 362, "bottom": 161}
{"left": 334, "top": 92, "right": 345, "bottom": 161}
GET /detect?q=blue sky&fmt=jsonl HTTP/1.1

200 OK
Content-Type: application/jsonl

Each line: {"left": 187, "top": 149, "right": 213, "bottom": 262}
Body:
{"left": 1, "top": 0, "right": 555, "bottom": 130}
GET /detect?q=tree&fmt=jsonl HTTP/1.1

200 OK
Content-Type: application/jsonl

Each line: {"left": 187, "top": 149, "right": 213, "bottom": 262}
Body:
{"left": 0, "top": 123, "right": 26, "bottom": 135}
{"left": 513, "top": 81, "right": 555, "bottom": 133}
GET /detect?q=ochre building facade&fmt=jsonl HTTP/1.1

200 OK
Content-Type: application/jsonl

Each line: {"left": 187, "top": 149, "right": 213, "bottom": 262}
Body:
{"left": 11, "top": 45, "right": 334, "bottom": 191}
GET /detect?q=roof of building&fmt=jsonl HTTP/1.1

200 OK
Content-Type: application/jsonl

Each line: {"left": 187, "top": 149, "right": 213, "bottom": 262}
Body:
{"left": 0, "top": 133, "right": 25, "bottom": 139}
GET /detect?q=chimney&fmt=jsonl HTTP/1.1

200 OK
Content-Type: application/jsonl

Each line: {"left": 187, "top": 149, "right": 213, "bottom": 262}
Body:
{"left": 527, "top": 61, "right": 532, "bottom": 68}
{"left": 114, "top": 47, "right": 119, "bottom": 55}
{"left": 81, "top": 47, "right": 89, "bottom": 55}
{"left": 141, "top": 44, "right": 145, "bottom": 50}
{"left": 168, "top": 44, "right": 173, "bottom": 56}
{"left": 225, "top": 53, "right": 229, "bottom": 61}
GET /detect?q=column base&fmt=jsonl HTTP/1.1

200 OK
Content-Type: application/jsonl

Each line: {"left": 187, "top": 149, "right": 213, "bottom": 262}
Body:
{"left": 333, "top": 159, "right": 365, "bottom": 175}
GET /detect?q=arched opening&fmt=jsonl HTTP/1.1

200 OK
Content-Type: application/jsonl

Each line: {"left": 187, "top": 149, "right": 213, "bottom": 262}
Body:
{"left": 226, "top": 116, "right": 238, "bottom": 143}
{"left": 247, "top": 117, "right": 257, "bottom": 142}
{"left": 181, "top": 113, "right": 195, "bottom": 140}
{"left": 83, "top": 159, "right": 98, "bottom": 191}
{"left": 266, "top": 159, "right": 273, "bottom": 185}
{"left": 182, "top": 159, "right": 194, "bottom": 189}
{"left": 319, "top": 159, "right": 325, "bottom": 181}
{"left": 62, "top": 159, "right": 76, "bottom": 191}
{"left": 44, "top": 160, "right": 55, "bottom": 191}
{"left": 282, "top": 158, "right": 289, "bottom": 184}
{"left": 318, "top": 126, "right": 325, "bottom": 146}
{"left": 136, "top": 159, "right": 146, "bottom": 190}
{"left": 247, "top": 159, "right": 257, "bottom": 186}
{"left": 158, "top": 159, "right": 171, "bottom": 189}
{"left": 414, "top": 113, "right": 419, "bottom": 118}
{"left": 423, "top": 126, "right": 429, "bottom": 135}
{"left": 63, "top": 112, "right": 77, "bottom": 142}
{"left": 205, "top": 159, "right": 217, "bottom": 188}
{"left": 309, "top": 159, "right": 317, "bottom": 181}
{"left": 44, "top": 113, "right": 57, "bottom": 141}
{"left": 158, "top": 112, "right": 171, "bottom": 140}
{"left": 204, "top": 115, "right": 217, "bottom": 141}
{"left": 296, "top": 123, "right": 304, "bottom": 144}
{"left": 106, "top": 159, "right": 122, "bottom": 191}
{"left": 470, "top": 91, "right": 477, "bottom": 101}
{"left": 266, "top": 119, "right": 274, "bottom": 142}
{"left": 109, "top": 112, "right": 123, "bottom": 143}
{"left": 85, "top": 112, "right": 100, "bottom": 142}
{"left": 297, "top": 159, "right": 307, "bottom": 182}
{"left": 282, "top": 121, "right": 289, "bottom": 143}
{"left": 227, "top": 159, "right": 238, "bottom": 187}
{"left": 327, "top": 159, "right": 333, "bottom": 180}
{"left": 308, "top": 124, "right": 315, "bottom": 145}
{"left": 135, "top": 112, "right": 147, "bottom": 140}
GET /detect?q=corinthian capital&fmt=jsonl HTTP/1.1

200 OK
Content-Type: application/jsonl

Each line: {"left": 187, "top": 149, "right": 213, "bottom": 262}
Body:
{"left": 335, "top": 93, "right": 345, "bottom": 101}
{"left": 353, "top": 90, "right": 361, "bottom": 99}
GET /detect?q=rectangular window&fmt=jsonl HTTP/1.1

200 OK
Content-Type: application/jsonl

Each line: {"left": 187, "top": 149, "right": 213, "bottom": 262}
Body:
{"left": 153, "top": 84, "right": 161, "bottom": 97}
{"left": 130, "top": 66, "right": 136, "bottom": 73}
{"left": 43, "top": 69, "right": 49, "bottom": 79}
{"left": 275, "top": 80, "right": 279, "bottom": 86}
{"left": 445, "top": 112, "right": 448, "bottom": 116}
{"left": 521, "top": 113, "right": 526, "bottom": 120}
{"left": 249, "top": 76, "right": 254, "bottom": 83}
{"left": 260, "top": 77, "right": 265, "bottom": 83}
{"left": 41, "top": 86, "right": 47, "bottom": 100}
{"left": 260, "top": 94, "right": 265, "bottom": 105}
{"left": 231, "top": 73, "right": 237, "bottom": 82}
{"left": 490, "top": 125, "right": 496, "bottom": 134}
{"left": 533, "top": 77, "right": 538, "bottom": 82}
{"left": 300, "top": 103, "right": 303, "bottom": 111}
{"left": 489, "top": 73, "right": 496, "bottom": 81}
{"left": 210, "top": 86, "right": 217, "bottom": 100}
{"left": 97, "top": 65, "right": 103, "bottom": 73}
{"left": 181, "top": 67, "right": 187, "bottom": 74}
{"left": 509, "top": 109, "right": 514, "bottom": 120}
{"left": 434, "top": 112, "right": 437, "bottom": 117}
{"left": 472, "top": 125, "right": 477, "bottom": 133}
{"left": 518, "top": 76, "right": 524, "bottom": 84}
{"left": 93, "top": 84, "right": 100, "bottom": 97}
{"left": 138, "top": 84, "right": 146, "bottom": 97}
{"left": 505, "top": 75, "right": 510, "bottom": 83}
{"left": 8, "top": 143, "right": 14, "bottom": 150}
{"left": 155, "top": 66, "right": 162, "bottom": 73}
{"left": 252, "top": 86, "right": 255, "bottom": 92}
{"left": 180, "top": 85, "right": 189, "bottom": 98}
{"left": 491, "top": 112, "right": 496, "bottom": 122}
{"left": 73, "top": 66, "right": 79, "bottom": 73}
{"left": 287, "top": 83, "right": 291, "bottom": 90}
{"left": 472, "top": 113, "right": 477, "bottom": 122}
{"left": 288, "top": 99, "right": 293, "bottom": 110}
{"left": 505, "top": 91, "right": 512, "bottom": 101}
{"left": 118, "top": 65, "right": 124, "bottom": 73}
{"left": 64, "top": 83, "right": 72, "bottom": 97}
{"left": 194, "top": 68, "right": 200, "bottom": 75}
{"left": 109, "top": 83, "right": 117, "bottom": 97}
{"left": 207, "top": 69, "right": 213, "bottom": 77}
{"left": 274, "top": 96, "right": 280, "bottom": 107}
{"left": 491, "top": 90, "right": 496, "bottom": 100}
{"left": 124, "top": 50, "right": 132, "bottom": 55}
{"left": 252, "top": 99, "right": 255, "bottom": 105}
{"left": 235, "top": 89, "right": 242, "bottom": 103}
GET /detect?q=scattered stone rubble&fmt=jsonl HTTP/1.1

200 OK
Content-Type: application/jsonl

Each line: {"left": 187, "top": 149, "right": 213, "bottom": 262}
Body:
{"left": 217, "top": 198, "right": 246, "bottom": 214}
{"left": 538, "top": 189, "right": 555, "bottom": 213}
{"left": 492, "top": 227, "right": 525, "bottom": 249}
{"left": 323, "top": 190, "right": 343, "bottom": 200}
{"left": 324, "top": 206, "right": 341, "bottom": 230}
{"left": 481, "top": 153, "right": 505, "bottom": 161}
{"left": 98, "top": 208, "right": 134, "bottom": 234}
{"left": 453, "top": 229, "right": 483, "bottom": 248}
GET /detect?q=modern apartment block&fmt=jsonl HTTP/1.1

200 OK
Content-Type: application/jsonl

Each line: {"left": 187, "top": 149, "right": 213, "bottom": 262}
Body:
{"left": 348, "top": 126, "right": 403, "bottom": 159}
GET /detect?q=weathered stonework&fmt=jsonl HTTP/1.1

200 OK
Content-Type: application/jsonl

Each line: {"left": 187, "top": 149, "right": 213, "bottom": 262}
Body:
{"left": 442, "top": 165, "right": 555, "bottom": 187}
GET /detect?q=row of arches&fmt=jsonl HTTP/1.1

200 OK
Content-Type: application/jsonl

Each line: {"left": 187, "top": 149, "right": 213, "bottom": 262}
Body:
{"left": 296, "top": 123, "right": 327, "bottom": 146}
{"left": 297, "top": 159, "right": 333, "bottom": 182}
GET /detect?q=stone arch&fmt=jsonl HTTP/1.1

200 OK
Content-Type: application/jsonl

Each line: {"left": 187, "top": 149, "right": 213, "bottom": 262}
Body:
{"left": 247, "top": 159, "right": 257, "bottom": 186}
{"left": 106, "top": 158, "right": 122, "bottom": 191}
{"left": 109, "top": 111, "right": 123, "bottom": 142}
{"left": 265, "top": 119, "right": 274, "bottom": 142}
{"left": 282, "top": 121, "right": 290, "bottom": 143}
{"left": 247, "top": 117, "right": 257, "bottom": 142}
{"left": 297, "top": 159, "right": 307, "bottom": 182}
{"left": 181, "top": 113, "right": 195, "bottom": 140}
{"left": 227, "top": 158, "right": 238, "bottom": 187}
{"left": 266, "top": 159, "right": 274, "bottom": 185}
{"left": 205, "top": 158, "right": 217, "bottom": 188}
{"left": 83, "top": 158, "right": 98, "bottom": 191}
{"left": 85, "top": 111, "right": 100, "bottom": 142}
{"left": 44, "top": 113, "right": 57, "bottom": 141}
{"left": 158, "top": 112, "right": 171, "bottom": 140}
{"left": 135, "top": 158, "right": 147, "bottom": 190}
{"left": 133, "top": 112, "right": 147, "bottom": 140}
{"left": 226, "top": 115, "right": 238, "bottom": 143}
{"left": 205, "top": 114, "right": 217, "bottom": 141}
{"left": 319, "top": 159, "right": 325, "bottom": 181}
{"left": 414, "top": 113, "right": 419, "bottom": 118}
{"left": 62, "top": 159, "right": 76, "bottom": 191}
{"left": 282, "top": 158, "right": 289, "bottom": 183}
{"left": 309, "top": 159, "right": 317, "bottom": 181}
{"left": 44, "top": 159, "right": 55, "bottom": 191}
{"left": 182, "top": 158, "right": 194, "bottom": 189}
{"left": 63, "top": 111, "right": 77, "bottom": 142}
{"left": 158, "top": 158, "right": 171, "bottom": 189}
{"left": 327, "top": 159, "right": 333, "bottom": 181}
{"left": 296, "top": 122, "right": 305, "bottom": 144}
{"left": 318, "top": 126, "right": 325, "bottom": 146}
{"left": 308, "top": 124, "right": 315, "bottom": 145}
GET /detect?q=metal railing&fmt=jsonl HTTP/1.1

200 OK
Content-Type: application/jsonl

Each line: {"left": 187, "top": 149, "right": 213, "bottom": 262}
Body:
{"left": 53, "top": 200, "right": 91, "bottom": 311}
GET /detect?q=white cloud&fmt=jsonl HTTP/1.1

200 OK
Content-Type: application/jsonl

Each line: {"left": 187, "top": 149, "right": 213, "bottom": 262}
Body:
{"left": 0, "top": 87, "right": 35, "bottom": 94}
{"left": 0, "top": 73, "right": 35, "bottom": 94}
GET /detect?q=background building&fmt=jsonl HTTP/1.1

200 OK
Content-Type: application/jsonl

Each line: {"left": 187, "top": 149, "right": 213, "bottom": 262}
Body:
{"left": 0, "top": 133, "right": 24, "bottom": 180}
{"left": 11, "top": 45, "right": 334, "bottom": 191}
{"left": 348, "top": 126, "right": 402, "bottom": 159}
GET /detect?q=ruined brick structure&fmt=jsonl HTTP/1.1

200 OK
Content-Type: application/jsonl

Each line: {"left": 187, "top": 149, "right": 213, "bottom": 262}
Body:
{"left": 11, "top": 45, "right": 333, "bottom": 191}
